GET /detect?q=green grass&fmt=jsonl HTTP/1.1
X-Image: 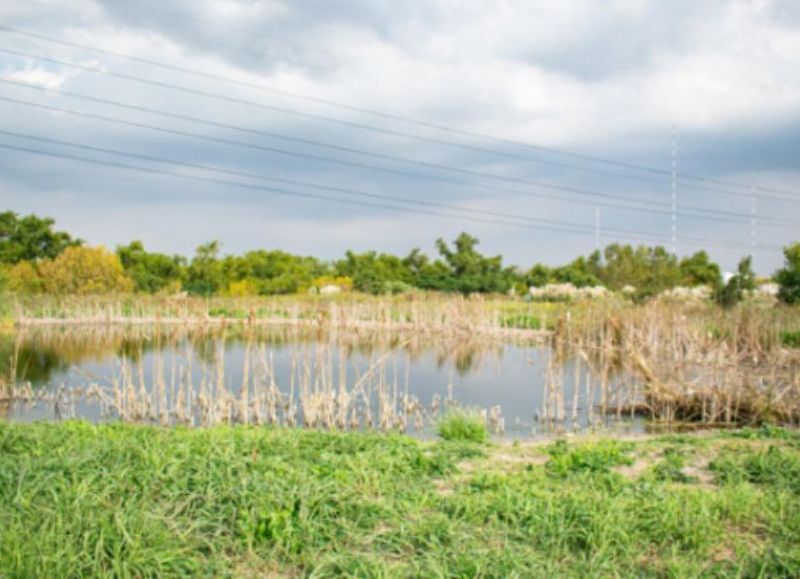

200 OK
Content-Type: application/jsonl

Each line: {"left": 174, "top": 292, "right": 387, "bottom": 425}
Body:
{"left": 544, "top": 438, "right": 634, "bottom": 476}
{"left": 437, "top": 407, "right": 488, "bottom": 443}
{"left": 710, "top": 445, "right": 800, "bottom": 493}
{"left": 647, "top": 447, "right": 699, "bottom": 484}
{"left": 1, "top": 423, "right": 800, "bottom": 577}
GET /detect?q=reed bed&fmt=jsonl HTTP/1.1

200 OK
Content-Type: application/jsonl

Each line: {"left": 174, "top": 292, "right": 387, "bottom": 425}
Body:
{"left": 8, "top": 293, "right": 553, "bottom": 341}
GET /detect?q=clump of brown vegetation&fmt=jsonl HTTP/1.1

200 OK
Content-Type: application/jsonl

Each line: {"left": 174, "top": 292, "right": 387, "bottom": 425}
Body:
{"left": 550, "top": 301, "right": 800, "bottom": 426}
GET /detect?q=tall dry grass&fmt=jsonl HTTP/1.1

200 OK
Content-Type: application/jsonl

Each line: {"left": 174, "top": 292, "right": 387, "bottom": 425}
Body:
{"left": 9, "top": 293, "right": 552, "bottom": 340}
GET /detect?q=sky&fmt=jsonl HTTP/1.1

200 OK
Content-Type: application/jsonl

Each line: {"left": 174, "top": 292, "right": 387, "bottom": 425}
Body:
{"left": 0, "top": 0, "right": 799, "bottom": 273}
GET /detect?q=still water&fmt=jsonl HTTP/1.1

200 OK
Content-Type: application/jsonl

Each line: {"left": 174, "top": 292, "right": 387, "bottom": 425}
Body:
{"left": 1, "top": 325, "right": 642, "bottom": 438}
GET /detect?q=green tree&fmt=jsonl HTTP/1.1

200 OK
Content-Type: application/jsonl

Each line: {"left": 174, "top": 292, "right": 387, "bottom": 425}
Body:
{"left": 334, "top": 251, "right": 413, "bottom": 294}
{"left": 224, "top": 250, "right": 326, "bottom": 295}
{"left": 427, "top": 232, "right": 516, "bottom": 294}
{"left": 116, "top": 241, "right": 185, "bottom": 293}
{"left": 525, "top": 264, "right": 553, "bottom": 288}
{"left": 714, "top": 256, "right": 756, "bottom": 308}
{"left": 551, "top": 252, "right": 602, "bottom": 288}
{"left": 0, "top": 211, "right": 79, "bottom": 264}
{"left": 597, "top": 244, "right": 680, "bottom": 298}
{"left": 679, "top": 251, "right": 721, "bottom": 287}
{"left": 184, "top": 241, "right": 225, "bottom": 296}
{"left": 775, "top": 242, "right": 800, "bottom": 305}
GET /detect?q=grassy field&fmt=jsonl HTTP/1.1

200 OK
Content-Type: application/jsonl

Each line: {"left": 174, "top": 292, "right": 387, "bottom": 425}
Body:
{"left": 1, "top": 422, "right": 799, "bottom": 577}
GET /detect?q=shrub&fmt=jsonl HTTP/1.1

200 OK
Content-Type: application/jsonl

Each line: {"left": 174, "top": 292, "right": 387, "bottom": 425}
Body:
{"left": 437, "top": 407, "right": 488, "bottom": 443}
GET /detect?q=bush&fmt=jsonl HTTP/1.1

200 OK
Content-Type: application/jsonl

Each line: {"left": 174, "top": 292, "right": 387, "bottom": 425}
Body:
{"left": 437, "top": 407, "right": 488, "bottom": 443}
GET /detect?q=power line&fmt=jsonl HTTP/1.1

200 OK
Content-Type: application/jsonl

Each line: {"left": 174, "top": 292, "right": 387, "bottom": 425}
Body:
{"left": 8, "top": 127, "right": 772, "bottom": 248}
{"left": 0, "top": 142, "right": 590, "bottom": 237}
{"left": 0, "top": 129, "right": 614, "bottom": 237}
{"left": 2, "top": 84, "right": 798, "bottom": 231}
{"left": 1, "top": 30, "right": 798, "bottom": 201}
{"left": 5, "top": 47, "right": 743, "bottom": 209}
{"left": 0, "top": 138, "right": 779, "bottom": 252}
{"left": 0, "top": 32, "right": 700, "bottom": 195}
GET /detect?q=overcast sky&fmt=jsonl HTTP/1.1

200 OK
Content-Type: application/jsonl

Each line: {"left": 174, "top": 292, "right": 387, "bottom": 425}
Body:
{"left": 1, "top": 0, "right": 799, "bottom": 273}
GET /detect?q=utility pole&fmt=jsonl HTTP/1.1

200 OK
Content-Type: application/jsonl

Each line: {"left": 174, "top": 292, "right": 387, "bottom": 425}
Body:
{"left": 671, "top": 124, "right": 678, "bottom": 256}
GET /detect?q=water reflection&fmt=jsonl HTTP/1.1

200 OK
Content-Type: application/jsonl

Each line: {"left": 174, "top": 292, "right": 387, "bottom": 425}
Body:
{"left": 1, "top": 326, "right": 514, "bottom": 386}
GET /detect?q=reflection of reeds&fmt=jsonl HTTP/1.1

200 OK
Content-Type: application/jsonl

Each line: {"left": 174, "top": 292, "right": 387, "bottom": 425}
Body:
{"left": 8, "top": 340, "right": 454, "bottom": 433}
{"left": 7, "top": 335, "right": 512, "bottom": 436}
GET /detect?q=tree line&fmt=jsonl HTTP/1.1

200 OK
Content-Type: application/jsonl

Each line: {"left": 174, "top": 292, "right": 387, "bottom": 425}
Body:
{"left": 1, "top": 211, "right": 799, "bottom": 305}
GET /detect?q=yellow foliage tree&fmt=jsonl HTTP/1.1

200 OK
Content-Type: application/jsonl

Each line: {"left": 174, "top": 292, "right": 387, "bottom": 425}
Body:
{"left": 38, "top": 246, "right": 133, "bottom": 294}
{"left": 5, "top": 261, "right": 44, "bottom": 293}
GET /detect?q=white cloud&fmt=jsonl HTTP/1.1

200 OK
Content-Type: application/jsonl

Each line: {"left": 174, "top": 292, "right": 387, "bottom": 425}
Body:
{"left": 0, "top": 0, "right": 798, "bottom": 273}
{"left": 1, "top": 66, "right": 73, "bottom": 91}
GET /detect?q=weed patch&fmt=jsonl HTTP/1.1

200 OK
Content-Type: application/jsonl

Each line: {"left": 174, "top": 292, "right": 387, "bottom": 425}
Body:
{"left": 437, "top": 407, "right": 488, "bottom": 443}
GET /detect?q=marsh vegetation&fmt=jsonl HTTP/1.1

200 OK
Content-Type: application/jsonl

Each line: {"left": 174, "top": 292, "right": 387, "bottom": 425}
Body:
{"left": 2, "top": 294, "right": 800, "bottom": 436}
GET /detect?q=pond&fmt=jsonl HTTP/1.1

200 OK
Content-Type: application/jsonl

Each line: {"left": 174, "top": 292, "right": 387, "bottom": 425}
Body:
{"left": 0, "top": 324, "right": 645, "bottom": 438}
